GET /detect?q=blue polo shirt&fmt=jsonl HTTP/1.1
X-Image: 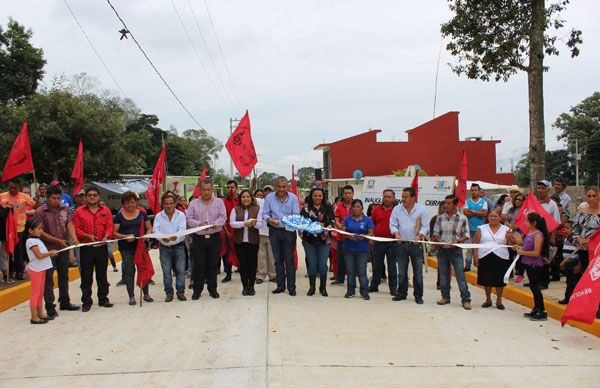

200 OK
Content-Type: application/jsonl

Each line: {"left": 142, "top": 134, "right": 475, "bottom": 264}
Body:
{"left": 342, "top": 214, "right": 374, "bottom": 252}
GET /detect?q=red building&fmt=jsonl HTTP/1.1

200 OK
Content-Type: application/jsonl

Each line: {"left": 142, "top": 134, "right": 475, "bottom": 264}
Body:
{"left": 314, "top": 111, "right": 515, "bottom": 185}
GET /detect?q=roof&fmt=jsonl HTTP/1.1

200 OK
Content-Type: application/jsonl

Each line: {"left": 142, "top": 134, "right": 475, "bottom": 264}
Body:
{"left": 314, "top": 129, "right": 382, "bottom": 151}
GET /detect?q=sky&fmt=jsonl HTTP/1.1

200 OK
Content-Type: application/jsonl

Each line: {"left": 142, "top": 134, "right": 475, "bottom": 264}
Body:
{"left": 3, "top": 0, "right": 600, "bottom": 178}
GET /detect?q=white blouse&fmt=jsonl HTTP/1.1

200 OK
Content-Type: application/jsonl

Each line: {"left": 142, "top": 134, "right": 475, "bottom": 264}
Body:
{"left": 477, "top": 224, "right": 510, "bottom": 260}
{"left": 230, "top": 207, "right": 264, "bottom": 243}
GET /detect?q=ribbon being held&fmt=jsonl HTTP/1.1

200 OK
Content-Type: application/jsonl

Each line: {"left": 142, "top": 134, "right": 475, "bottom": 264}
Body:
{"left": 282, "top": 215, "right": 323, "bottom": 234}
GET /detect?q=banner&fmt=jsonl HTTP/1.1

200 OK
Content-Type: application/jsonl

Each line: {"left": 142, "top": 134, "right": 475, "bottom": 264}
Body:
{"left": 225, "top": 111, "right": 257, "bottom": 177}
{"left": 360, "top": 176, "right": 454, "bottom": 215}
{"left": 1, "top": 120, "right": 34, "bottom": 182}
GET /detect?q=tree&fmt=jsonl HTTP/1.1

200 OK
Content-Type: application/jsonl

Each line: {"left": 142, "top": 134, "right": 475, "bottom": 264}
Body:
{"left": 296, "top": 167, "right": 315, "bottom": 188}
{"left": 514, "top": 149, "right": 575, "bottom": 187}
{"left": 257, "top": 172, "right": 279, "bottom": 189}
{"left": 0, "top": 89, "right": 132, "bottom": 182}
{"left": 0, "top": 19, "right": 46, "bottom": 104}
{"left": 554, "top": 92, "right": 600, "bottom": 186}
{"left": 441, "top": 0, "right": 582, "bottom": 187}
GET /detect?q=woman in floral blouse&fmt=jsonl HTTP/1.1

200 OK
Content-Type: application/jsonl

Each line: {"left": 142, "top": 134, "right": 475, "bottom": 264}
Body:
{"left": 300, "top": 187, "right": 335, "bottom": 297}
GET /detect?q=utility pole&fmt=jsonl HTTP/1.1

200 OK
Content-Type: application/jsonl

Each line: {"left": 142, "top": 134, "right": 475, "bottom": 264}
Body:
{"left": 575, "top": 139, "right": 580, "bottom": 187}
{"left": 229, "top": 117, "right": 240, "bottom": 178}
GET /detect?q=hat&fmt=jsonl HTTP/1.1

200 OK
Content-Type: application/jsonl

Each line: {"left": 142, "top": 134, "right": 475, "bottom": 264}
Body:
{"left": 77, "top": 189, "right": 85, "bottom": 196}
{"left": 506, "top": 185, "right": 521, "bottom": 193}
{"left": 263, "top": 185, "right": 274, "bottom": 191}
{"left": 537, "top": 180, "right": 552, "bottom": 188}
{"left": 550, "top": 194, "right": 561, "bottom": 202}
{"left": 49, "top": 180, "right": 61, "bottom": 186}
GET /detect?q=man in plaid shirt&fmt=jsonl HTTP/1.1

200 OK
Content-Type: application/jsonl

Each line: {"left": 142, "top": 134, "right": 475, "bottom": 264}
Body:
{"left": 433, "top": 195, "right": 472, "bottom": 310}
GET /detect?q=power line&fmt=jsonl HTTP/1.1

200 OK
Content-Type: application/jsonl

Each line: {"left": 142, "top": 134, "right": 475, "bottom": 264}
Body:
{"left": 202, "top": 0, "right": 244, "bottom": 109}
{"left": 62, "top": 0, "right": 126, "bottom": 97}
{"left": 185, "top": 0, "right": 241, "bottom": 113}
{"left": 169, "top": 0, "right": 236, "bottom": 116}
{"left": 105, "top": 0, "right": 206, "bottom": 130}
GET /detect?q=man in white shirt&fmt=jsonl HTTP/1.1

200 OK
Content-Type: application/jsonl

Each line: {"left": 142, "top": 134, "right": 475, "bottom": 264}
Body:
{"left": 254, "top": 190, "right": 275, "bottom": 284}
{"left": 154, "top": 192, "right": 188, "bottom": 302}
{"left": 553, "top": 178, "right": 571, "bottom": 210}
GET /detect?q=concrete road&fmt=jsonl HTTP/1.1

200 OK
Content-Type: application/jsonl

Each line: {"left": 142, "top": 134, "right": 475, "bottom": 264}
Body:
{"left": 1, "top": 246, "right": 599, "bottom": 388}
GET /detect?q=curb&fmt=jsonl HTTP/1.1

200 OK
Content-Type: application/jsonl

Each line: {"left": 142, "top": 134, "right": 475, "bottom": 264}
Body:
{"left": 0, "top": 251, "right": 122, "bottom": 313}
{"left": 426, "top": 256, "right": 600, "bottom": 338}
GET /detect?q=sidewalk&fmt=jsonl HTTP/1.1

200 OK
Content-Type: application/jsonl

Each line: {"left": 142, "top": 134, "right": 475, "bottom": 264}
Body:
{"left": 0, "top": 246, "right": 599, "bottom": 387}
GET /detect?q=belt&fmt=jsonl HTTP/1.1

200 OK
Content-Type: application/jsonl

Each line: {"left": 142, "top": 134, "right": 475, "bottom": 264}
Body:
{"left": 160, "top": 241, "right": 185, "bottom": 248}
{"left": 195, "top": 232, "right": 221, "bottom": 239}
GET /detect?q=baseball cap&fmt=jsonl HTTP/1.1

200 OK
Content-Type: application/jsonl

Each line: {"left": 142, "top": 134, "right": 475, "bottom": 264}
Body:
{"left": 537, "top": 180, "right": 552, "bottom": 188}
{"left": 77, "top": 189, "right": 85, "bottom": 196}
{"left": 263, "top": 185, "right": 274, "bottom": 191}
{"left": 49, "top": 180, "right": 61, "bottom": 186}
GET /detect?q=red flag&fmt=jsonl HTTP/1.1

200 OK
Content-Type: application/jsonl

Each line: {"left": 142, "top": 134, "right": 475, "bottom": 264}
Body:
{"left": 1, "top": 120, "right": 34, "bottom": 182}
{"left": 561, "top": 251, "right": 600, "bottom": 326}
{"left": 134, "top": 221, "right": 154, "bottom": 288}
{"left": 4, "top": 210, "right": 19, "bottom": 255}
{"left": 456, "top": 149, "right": 467, "bottom": 208}
{"left": 146, "top": 145, "right": 166, "bottom": 215}
{"left": 71, "top": 139, "right": 84, "bottom": 196}
{"left": 225, "top": 111, "right": 257, "bottom": 177}
{"left": 192, "top": 165, "right": 207, "bottom": 198}
{"left": 411, "top": 169, "right": 419, "bottom": 202}
{"left": 514, "top": 193, "right": 560, "bottom": 234}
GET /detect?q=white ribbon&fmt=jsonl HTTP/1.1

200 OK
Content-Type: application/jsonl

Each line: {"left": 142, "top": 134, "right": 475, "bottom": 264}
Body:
{"left": 503, "top": 255, "right": 521, "bottom": 283}
{"left": 56, "top": 225, "right": 216, "bottom": 253}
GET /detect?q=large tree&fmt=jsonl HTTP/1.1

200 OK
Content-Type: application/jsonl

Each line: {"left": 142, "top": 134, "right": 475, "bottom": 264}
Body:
{"left": 554, "top": 92, "right": 600, "bottom": 186}
{"left": 441, "top": 0, "right": 582, "bottom": 186}
{"left": 0, "top": 19, "right": 46, "bottom": 104}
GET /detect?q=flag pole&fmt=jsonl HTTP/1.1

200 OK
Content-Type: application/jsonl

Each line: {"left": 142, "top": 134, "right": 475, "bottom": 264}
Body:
{"left": 139, "top": 284, "right": 143, "bottom": 307}
{"left": 31, "top": 168, "right": 39, "bottom": 195}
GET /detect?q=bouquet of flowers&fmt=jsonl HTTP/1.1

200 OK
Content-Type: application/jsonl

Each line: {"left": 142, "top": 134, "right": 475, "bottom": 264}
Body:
{"left": 282, "top": 215, "right": 323, "bottom": 234}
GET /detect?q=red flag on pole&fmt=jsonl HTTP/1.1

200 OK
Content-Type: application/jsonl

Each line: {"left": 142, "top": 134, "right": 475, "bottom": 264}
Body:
{"left": 4, "top": 210, "right": 19, "bottom": 255}
{"left": 560, "top": 250, "right": 600, "bottom": 326}
{"left": 134, "top": 221, "right": 154, "bottom": 289}
{"left": 192, "top": 165, "right": 207, "bottom": 198}
{"left": 411, "top": 169, "right": 419, "bottom": 202}
{"left": 456, "top": 149, "right": 467, "bottom": 208}
{"left": 71, "top": 139, "right": 84, "bottom": 196}
{"left": 1, "top": 120, "right": 34, "bottom": 182}
{"left": 146, "top": 145, "right": 166, "bottom": 215}
{"left": 225, "top": 111, "right": 257, "bottom": 178}
{"left": 514, "top": 193, "right": 560, "bottom": 234}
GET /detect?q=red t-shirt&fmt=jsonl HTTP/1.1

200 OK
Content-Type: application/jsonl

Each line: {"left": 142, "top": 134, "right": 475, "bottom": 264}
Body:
{"left": 334, "top": 202, "right": 351, "bottom": 241}
{"left": 370, "top": 204, "right": 394, "bottom": 238}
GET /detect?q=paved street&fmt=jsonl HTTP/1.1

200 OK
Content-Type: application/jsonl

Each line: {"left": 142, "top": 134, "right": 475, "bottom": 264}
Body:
{"left": 1, "top": 246, "right": 599, "bottom": 387}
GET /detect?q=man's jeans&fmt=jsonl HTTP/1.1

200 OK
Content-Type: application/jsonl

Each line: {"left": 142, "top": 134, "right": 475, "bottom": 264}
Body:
{"left": 159, "top": 243, "right": 187, "bottom": 296}
{"left": 345, "top": 250, "right": 369, "bottom": 296}
{"left": 396, "top": 243, "right": 424, "bottom": 298}
{"left": 370, "top": 241, "right": 398, "bottom": 292}
{"left": 269, "top": 227, "right": 297, "bottom": 291}
{"left": 465, "top": 236, "right": 475, "bottom": 268}
{"left": 437, "top": 247, "right": 471, "bottom": 303}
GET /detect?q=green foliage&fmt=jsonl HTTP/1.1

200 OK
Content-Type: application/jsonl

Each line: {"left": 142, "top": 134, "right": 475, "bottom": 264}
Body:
{"left": 0, "top": 18, "right": 46, "bottom": 104}
{"left": 441, "top": 0, "right": 582, "bottom": 82}
{"left": 296, "top": 166, "right": 315, "bottom": 188}
{"left": 554, "top": 92, "right": 600, "bottom": 185}
{"left": 514, "top": 149, "right": 575, "bottom": 187}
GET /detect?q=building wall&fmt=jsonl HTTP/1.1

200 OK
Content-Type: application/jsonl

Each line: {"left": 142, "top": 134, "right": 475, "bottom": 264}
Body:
{"left": 324, "top": 112, "right": 514, "bottom": 185}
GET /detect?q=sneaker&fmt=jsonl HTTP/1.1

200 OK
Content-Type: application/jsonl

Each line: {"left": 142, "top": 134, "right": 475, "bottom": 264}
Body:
{"left": 415, "top": 297, "right": 424, "bottom": 305}
{"left": 514, "top": 275, "right": 524, "bottom": 283}
{"left": 392, "top": 295, "right": 406, "bottom": 301}
{"left": 437, "top": 298, "right": 450, "bottom": 305}
{"left": 362, "top": 294, "right": 370, "bottom": 300}
{"left": 462, "top": 302, "right": 472, "bottom": 310}
{"left": 344, "top": 293, "right": 354, "bottom": 298}
{"left": 331, "top": 280, "right": 344, "bottom": 285}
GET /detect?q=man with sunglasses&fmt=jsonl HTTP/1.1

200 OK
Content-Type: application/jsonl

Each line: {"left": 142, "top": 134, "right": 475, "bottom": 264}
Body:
{"left": 73, "top": 187, "right": 115, "bottom": 312}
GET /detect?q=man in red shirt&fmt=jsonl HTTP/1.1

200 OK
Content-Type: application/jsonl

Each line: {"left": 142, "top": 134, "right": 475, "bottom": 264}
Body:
{"left": 332, "top": 185, "right": 354, "bottom": 285}
{"left": 221, "top": 180, "right": 239, "bottom": 282}
{"left": 369, "top": 189, "right": 398, "bottom": 295}
{"left": 73, "top": 187, "right": 115, "bottom": 312}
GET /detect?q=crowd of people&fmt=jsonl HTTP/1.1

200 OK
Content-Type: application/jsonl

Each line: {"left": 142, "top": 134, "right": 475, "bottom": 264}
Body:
{"left": 1, "top": 175, "right": 599, "bottom": 325}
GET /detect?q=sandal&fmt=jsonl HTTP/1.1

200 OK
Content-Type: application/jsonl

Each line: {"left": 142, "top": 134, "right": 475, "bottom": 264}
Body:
{"left": 143, "top": 296, "right": 154, "bottom": 303}
{"left": 496, "top": 303, "right": 505, "bottom": 310}
{"left": 481, "top": 301, "right": 492, "bottom": 308}
{"left": 30, "top": 319, "right": 48, "bottom": 325}
{"left": 129, "top": 299, "right": 137, "bottom": 306}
